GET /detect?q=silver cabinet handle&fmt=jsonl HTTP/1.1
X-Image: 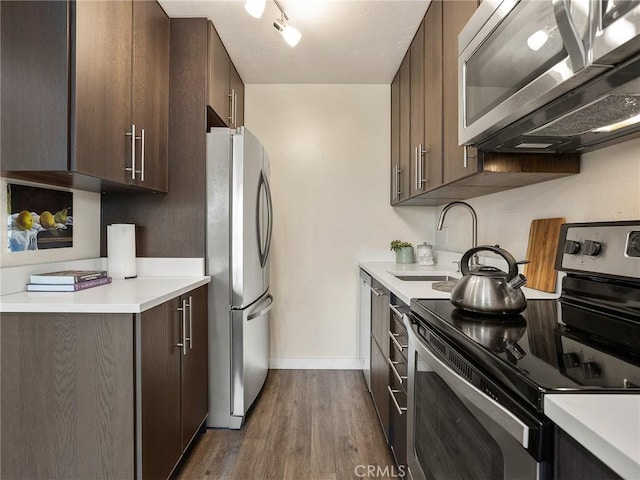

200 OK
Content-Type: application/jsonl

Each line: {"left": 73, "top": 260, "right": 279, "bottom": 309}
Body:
{"left": 125, "top": 124, "right": 137, "bottom": 180}
{"left": 395, "top": 165, "right": 402, "bottom": 199}
{"left": 176, "top": 299, "right": 188, "bottom": 355}
{"left": 388, "top": 357, "right": 407, "bottom": 385}
{"left": 388, "top": 386, "right": 407, "bottom": 415}
{"left": 187, "top": 295, "right": 193, "bottom": 350}
{"left": 463, "top": 145, "right": 476, "bottom": 169}
{"left": 389, "top": 330, "right": 408, "bottom": 351}
{"left": 234, "top": 90, "right": 238, "bottom": 127}
{"left": 414, "top": 146, "right": 419, "bottom": 190}
{"left": 125, "top": 124, "right": 143, "bottom": 180}
{"left": 228, "top": 88, "right": 236, "bottom": 126}
{"left": 368, "top": 284, "right": 384, "bottom": 297}
{"left": 389, "top": 303, "right": 403, "bottom": 320}
{"left": 418, "top": 143, "right": 426, "bottom": 187}
{"left": 140, "top": 128, "right": 145, "bottom": 182}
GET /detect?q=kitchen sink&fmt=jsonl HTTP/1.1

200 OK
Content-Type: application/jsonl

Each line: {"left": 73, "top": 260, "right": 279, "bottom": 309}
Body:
{"left": 393, "top": 274, "right": 457, "bottom": 282}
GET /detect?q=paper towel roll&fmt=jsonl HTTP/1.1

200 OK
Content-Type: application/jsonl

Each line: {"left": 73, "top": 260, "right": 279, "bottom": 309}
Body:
{"left": 107, "top": 224, "right": 137, "bottom": 279}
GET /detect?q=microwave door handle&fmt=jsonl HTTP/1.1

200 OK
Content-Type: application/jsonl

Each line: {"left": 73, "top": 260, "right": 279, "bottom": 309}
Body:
{"left": 403, "top": 315, "right": 531, "bottom": 449}
{"left": 552, "top": 0, "right": 587, "bottom": 71}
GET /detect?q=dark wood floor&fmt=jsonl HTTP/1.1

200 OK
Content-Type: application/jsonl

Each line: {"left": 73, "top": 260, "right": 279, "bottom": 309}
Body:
{"left": 175, "top": 370, "right": 397, "bottom": 480}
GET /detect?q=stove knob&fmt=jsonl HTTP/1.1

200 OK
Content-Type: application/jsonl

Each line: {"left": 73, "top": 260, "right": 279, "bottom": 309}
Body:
{"left": 562, "top": 352, "right": 580, "bottom": 368}
{"left": 583, "top": 240, "right": 602, "bottom": 256}
{"left": 581, "top": 362, "right": 601, "bottom": 379}
{"left": 564, "top": 240, "right": 581, "bottom": 255}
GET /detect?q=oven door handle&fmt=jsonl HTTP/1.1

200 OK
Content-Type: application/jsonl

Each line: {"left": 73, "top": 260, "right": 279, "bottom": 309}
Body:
{"left": 404, "top": 314, "right": 531, "bottom": 449}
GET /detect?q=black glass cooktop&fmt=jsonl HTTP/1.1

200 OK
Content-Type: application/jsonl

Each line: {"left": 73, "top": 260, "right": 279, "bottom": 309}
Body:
{"left": 410, "top": 297, "right": 640, "bottom": 411}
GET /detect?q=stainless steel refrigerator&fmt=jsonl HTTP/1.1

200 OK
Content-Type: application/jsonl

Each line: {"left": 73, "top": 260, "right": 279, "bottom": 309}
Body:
{"left": 206, "top": 127, "right": 273, "bottom": 429}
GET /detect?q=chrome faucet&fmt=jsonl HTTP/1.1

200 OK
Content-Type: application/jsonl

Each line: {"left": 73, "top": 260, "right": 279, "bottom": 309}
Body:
{"left": 437, "top": 201, "right": 480, "bottom": 266}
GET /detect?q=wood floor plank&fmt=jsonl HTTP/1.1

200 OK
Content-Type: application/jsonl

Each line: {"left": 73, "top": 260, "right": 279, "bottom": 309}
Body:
{"left": 175, "top": 370, "right": 395, "bottom": 480}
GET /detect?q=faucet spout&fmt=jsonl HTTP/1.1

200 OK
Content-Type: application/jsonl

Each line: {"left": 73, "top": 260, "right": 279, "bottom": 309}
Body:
{"left": 437, "top": 201, "right": 479, "bottom": 264}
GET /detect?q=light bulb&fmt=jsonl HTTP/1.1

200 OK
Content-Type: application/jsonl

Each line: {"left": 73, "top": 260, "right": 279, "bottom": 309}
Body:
{"left": 245, "top": 0, "right": 266, "bottom": 18}
{"left": 281, "top": 24, "right": 301, "bottom": 47}
{"left": 274, "top": 19, "right": 302, "bottom": 47}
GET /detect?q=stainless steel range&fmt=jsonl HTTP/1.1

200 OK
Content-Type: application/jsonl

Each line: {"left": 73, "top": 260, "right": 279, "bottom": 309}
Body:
{"left": 404, "top": 221, "right": 640, "bottom": 480}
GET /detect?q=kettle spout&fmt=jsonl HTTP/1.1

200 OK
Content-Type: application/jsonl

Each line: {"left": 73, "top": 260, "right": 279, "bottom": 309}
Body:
{"left": 508, "top": 274, "right": 527, "bottom": 290}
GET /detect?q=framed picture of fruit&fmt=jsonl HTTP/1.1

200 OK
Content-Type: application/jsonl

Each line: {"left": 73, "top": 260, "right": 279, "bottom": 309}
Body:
{"left": 7, "top": 183, "right": 73, "bottom": 252}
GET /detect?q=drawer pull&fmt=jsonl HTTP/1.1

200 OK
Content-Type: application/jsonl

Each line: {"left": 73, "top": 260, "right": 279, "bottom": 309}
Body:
{"left": 389, "top": 330, "right": 408, "bottom": 351}
{"left": 388, "top": 357, "right": 407, "bottom": 385}
{"left": 389, "top": 303, "right": 404, "bottom": 319}
{"left": 388, "top": 386, "right": 407, "bottom": 415}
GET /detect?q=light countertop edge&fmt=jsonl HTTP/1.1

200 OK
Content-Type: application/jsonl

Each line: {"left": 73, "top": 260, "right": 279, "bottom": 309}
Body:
{"left": 0, "top": 276, "right": 211, "bottom": 314}
{"left": 544, "top": 395, "right": 640, "bottom": 479}
{"left": 359, "top": 261, "right": 559, "bottom": 305}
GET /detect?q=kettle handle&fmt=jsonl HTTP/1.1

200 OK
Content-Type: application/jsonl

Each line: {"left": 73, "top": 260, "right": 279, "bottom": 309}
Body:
{"left": 460, "top": 245, "right": 519, "bottom": 280}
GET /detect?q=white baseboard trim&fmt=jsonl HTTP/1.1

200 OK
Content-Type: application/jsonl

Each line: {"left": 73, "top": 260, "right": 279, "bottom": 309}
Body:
{"left": 269, "top": 357, "right": 362, "bottom": 370}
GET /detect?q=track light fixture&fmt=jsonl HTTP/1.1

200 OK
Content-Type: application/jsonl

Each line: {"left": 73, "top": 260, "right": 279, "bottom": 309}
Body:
{"left": 244, "top": 0, "right": 266, "bottom": 19}
{"left": 244, "top": 0, "right": 302, "bottom": 47}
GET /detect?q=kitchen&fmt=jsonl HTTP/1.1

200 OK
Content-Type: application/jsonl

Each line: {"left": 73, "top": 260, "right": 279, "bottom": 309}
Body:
{"left": 1, "top": 0, "right": 639, "bottom": 479}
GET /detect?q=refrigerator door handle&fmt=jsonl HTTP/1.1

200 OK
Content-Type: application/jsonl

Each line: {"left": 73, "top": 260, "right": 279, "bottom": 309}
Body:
{"left": 247, "top": 294, "right": 274, "bottom": 321}
{"left": 257, "top": 170, "right": 273, "bottom": 268}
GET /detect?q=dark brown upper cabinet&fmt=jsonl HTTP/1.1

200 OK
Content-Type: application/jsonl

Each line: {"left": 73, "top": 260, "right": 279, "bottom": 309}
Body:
{"left": 390, "top": 0, "right": 580, "bottom": 206}
{"left": 207, "top": 22, "right": 245, "bottom": 129}
{"left": 0, "top": 1, "right": 169, "bottom": 193}
{"left": 391, "top": 52, "right": 411, "bottom": 205}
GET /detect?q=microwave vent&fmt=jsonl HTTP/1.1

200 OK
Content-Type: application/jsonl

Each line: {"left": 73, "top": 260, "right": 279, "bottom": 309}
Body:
{"left": 528, "top": 95, "right": 640, "bottom": 137}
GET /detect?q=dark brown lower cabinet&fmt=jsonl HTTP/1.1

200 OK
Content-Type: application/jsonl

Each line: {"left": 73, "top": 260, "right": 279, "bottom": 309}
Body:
{"left": 0, "top": 285, "right": 208, "bottom": 480}
{"left": 368, "top": 289, "right": 408, "bottom": 472}
{"left": 388, "top": 300, "right": 408, "bottom": 469}
{"left": 140, "top": 285, "right": 209, "bottom": 480}
{"left": 371, "top": 336, "right": 390, "bottom": 440}
{"left": 554, "top": 427, "right": 622, "bottom": 480}
{"left": 1, "top": 313, "right": 135, "bottom": 479}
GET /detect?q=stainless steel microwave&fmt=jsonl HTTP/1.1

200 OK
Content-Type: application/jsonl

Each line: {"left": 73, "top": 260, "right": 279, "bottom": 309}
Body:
{"left": 459, "top": 0, "right": 640, "bottom": 153}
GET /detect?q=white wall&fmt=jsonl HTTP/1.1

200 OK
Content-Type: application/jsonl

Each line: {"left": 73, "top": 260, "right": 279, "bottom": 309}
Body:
{"left": 0, "top": 178, "right": 101, "bottom": 268}
{"left": 434, "top": 138, "right": 640, "bottom": 261}
{"left": 246, "top": 84, "right": 435, "bottom": 368}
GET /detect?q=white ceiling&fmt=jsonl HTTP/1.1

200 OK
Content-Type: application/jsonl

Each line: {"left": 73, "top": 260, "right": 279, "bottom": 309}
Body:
{"left": 158, "top": 0, "right": 429, "bottom": 84}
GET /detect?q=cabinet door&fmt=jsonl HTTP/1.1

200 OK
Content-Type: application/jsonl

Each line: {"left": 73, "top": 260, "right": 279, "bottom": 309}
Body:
{"left": 423, "top": 0, "right": 444, "bottom": 190}
{"left": 230, "top": 63, "right": 245, "bottom": 127}
{"left": 0, "top": 1, "right": 70, "bottom": 172}
{"left": 181, "top": 286, "right": 209, "bottom": 449}
{"left": 132, "top": 0, "right": 170, "bottom": 192}
{"left": 390, "top": 70, "right": 401, "bottom": 204}
{"left": 140, "top": 298, "right": 182, "bottom": 480}
{"left": 442, "top": 0, "right": 479, "bottom": 184}
{"left": 73, "top": 0, "right": 132, "bottom": 183}
{"left": 208, "top": 22, "right": 231, "bottom": 127}
{"left": 398, "top": 52, "right": 411, "bottom": 202}
{"left": 1, "top": 312, "right": 134, "bottom": 479}
{"left": 409, "top": 20, "right": 426, "bottom": 198}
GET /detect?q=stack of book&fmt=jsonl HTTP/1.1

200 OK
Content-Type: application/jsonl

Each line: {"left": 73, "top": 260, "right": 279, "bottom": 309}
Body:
{"left": 26, "top": 270, "right": 112, "bottom": 292}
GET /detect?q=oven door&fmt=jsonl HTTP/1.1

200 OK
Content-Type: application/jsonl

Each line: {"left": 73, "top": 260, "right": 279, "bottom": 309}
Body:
{"left": 458, "top": 0, "right": 607, "bottom": 147}
{"left": 404, "top": 314, "right": 550, "bottom": 480}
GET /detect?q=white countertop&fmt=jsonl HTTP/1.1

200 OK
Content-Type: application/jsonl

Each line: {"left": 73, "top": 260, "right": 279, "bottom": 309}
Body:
{"left": 545, "top": 395, "right": 640, "bottom": 479}
{"left": 359, "top": 261, "right": 559, "bottom": 305}
{"left": 0, "top": 276, "right": 211, "bottom": 314}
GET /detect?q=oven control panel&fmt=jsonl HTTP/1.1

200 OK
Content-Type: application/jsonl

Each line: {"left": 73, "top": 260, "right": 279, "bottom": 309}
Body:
{"left": 556, "top": 221, "right": 640, "bottom": 279}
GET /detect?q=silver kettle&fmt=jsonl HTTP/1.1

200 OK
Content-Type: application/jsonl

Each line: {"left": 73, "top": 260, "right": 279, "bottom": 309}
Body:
{"left": 450, "top": 245, "right": 527, "bottom": 315}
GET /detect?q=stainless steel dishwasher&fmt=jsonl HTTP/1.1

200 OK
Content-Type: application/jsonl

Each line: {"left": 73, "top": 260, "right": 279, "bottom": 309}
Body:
{"left": 359, "top": 269, "right": 372, "bottom": 390}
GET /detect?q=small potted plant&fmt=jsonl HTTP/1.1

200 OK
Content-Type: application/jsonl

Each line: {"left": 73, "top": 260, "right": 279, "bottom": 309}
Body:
{"left": 390, "top": 240, "right": 415, "bottom": 264}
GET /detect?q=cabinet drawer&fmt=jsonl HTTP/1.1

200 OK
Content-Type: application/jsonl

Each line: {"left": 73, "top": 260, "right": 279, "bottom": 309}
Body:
{"left": 388, "top": 323, "right": 408, "bottom": 361}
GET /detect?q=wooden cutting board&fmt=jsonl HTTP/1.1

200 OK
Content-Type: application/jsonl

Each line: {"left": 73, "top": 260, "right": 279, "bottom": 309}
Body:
{"left": 523, "top": 218, "right": 566, "bottom": 293}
